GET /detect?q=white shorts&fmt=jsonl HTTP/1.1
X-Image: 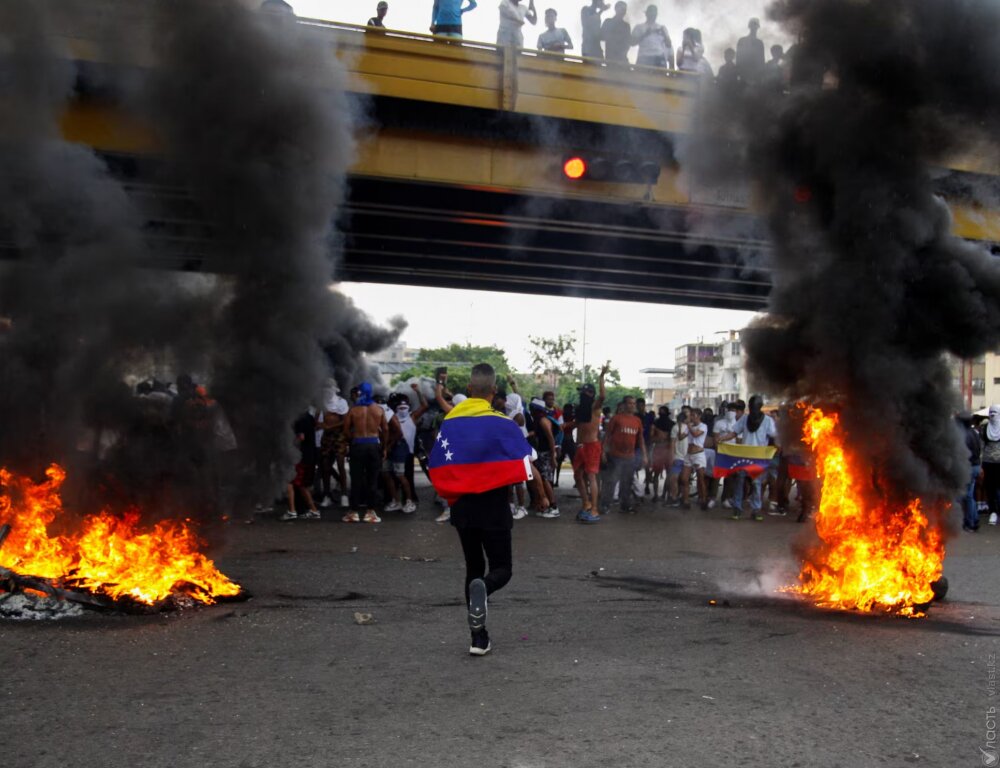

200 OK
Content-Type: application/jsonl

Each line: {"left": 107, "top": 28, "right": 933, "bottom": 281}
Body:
{"left": 684, "top": 451, "right": 707, "bottom": 470}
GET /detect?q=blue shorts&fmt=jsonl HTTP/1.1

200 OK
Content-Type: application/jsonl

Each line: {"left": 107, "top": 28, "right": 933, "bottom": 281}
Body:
{"left": 669, "top": 459, "right": 685, "bottom": 476}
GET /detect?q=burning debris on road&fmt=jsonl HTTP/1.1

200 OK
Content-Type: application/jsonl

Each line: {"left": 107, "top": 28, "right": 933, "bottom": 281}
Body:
{"left": 0, "top": 465, "right": 244, "bottom": 616}
{"left": 686, "top": 0, "right": 1000, "bottom": 615}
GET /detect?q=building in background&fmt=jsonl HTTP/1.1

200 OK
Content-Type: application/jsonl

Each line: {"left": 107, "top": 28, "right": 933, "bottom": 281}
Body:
{"left": 718, "top": 330, "right": 747, "bottom": 405}
{"left": 370, "top": 341, "right": 420, "bottom": 379}
{"left": 639, "top": 368, "right": 678, "bottom": 408}
{"left": 674, "top": 341, "right": 722, "bottom": 409}
{"left": 671, "top": 330, "right": 750, "bottom": 409}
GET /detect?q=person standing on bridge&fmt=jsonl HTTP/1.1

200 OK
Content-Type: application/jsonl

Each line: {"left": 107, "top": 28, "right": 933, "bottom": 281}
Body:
{"left": 600, "top": 2, "right": 630, "bottom": 65}
{"left": 498, "top": 0, "right": 537, "bottom": 49}
{"left": 428, "top": 363, "right": 539, "bottom": 656}
{"left": 580, "top": 0, "right": 609, "bottom": 60}
{"left": 630, "top": 5, "right": 673, "bottom": 70}
{"left": 736, "top": 17, "right": 766, "bottom": 86}
{"left": 537, "top": 8, "right": 574, "bottom": 56}
{"left": 431, "top": 0, "right": 478, "bottom": 39}
{"left": 367, "top": 1, "right": 389, "bottom": 27}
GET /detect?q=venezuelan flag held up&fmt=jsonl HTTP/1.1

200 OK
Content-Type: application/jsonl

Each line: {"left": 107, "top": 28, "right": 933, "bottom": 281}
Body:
{"left": 428, "top": 398, "right": 534, "bottom": 505}
{"left": 713, "top": 442, "right": 778, "bottom": 479}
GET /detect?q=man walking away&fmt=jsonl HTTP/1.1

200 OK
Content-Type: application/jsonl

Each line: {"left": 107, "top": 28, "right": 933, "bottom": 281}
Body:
{"left": 599, "top": 396, "right": 646, "bottom": 513}
{"left": 368, "top": 1, "right": 388, "bottom": 27}
{"left": 432, "top": 0, "right": 478, "bottom": 39}
{"left": 630, "top": 5, "right": 672, "bottom": 69}
{"left": 343, "top": 382, "right": 387, "bottom": 523}
{"left": 573, "top": 363, "right": 611, "bottom": 522}
{"left": 428, "top": 364, "right": 538, "bottom": 656}
{"left": 957, "top": 411, "right": 981, "bottom": 532}
{"left": 580, "top": 0, "right": 608, "bottom": 60}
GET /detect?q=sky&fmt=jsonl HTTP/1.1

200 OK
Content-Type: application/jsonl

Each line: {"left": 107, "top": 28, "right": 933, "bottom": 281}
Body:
{"left": 339, "top": 282, "right": 757, "bottom": 386}
{"left": 299, "top": 0, "right": 788, "bottom": 66}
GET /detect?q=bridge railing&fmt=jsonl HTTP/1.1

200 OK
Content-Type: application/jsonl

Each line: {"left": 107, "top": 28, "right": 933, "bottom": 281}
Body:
{"left": 309, "top": 19, "right": 700, "bottom": 134}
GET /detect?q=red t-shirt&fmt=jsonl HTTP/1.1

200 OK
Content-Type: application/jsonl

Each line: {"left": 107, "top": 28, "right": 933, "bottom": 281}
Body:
{"left": 605, "top": 414, "right": 643, "bottom": 458}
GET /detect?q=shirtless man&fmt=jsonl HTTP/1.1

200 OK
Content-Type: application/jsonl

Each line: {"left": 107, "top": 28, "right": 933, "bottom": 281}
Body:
{"left": 343, "top": 381, "right": 387, "bottom": 523}
{"left": 573, "top": 362, "right": 610, "bottom": 524}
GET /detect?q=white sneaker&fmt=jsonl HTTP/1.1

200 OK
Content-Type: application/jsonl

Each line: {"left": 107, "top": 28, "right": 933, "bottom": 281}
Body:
{"left": 402, "top": 500, "right": 417, "bottom": 514}
{"left": 512, "top": 506, "right": 528, "bottom": 520}
{"left": 340, "top": 494, "right": 350, "bottom": 508}
{"left": 384, "top": 500, "right": 402, "bottom": 513}
{"left": 320, "top": 496, "right": 333, "bottom": 508}
{"left": 301, "top": 510, "right": 321, "bottom": 519}
{"left": 722, "top": 499, "right": 732, "bottom": 509}
{"left": 990, "top": 512, "right": 998, "bottom": 526}
{"left": 435, "top": 509, "right": 451, "bottom": 523}
{"left": 539, "top": 508, "right": 560, "bottom": 519}
{"left": 707, "top": 499, "right": 717, "bottom": 509}
{"left": 279, "top": 510, "right": 298, "bottom": 521}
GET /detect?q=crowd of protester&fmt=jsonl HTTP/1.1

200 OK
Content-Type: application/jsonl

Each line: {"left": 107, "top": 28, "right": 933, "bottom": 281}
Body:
{"left": 357, "top": 0, "right": 799, "bottom": 91}
{"left": 281, "top": 363, "right": 831, "bottom": 527}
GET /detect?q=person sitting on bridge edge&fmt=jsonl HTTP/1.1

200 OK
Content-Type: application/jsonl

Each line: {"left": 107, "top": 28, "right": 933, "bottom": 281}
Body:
{"left": 367, "top": 1, "right": 388, "bottom": 28}
{"left": 580, "top": 0, "right": 609, "bottom": 60}
{"left": 431, "top": 0, "right": 478, "bottom": 39}
{"left": 630, "top": 4, "right": 673, "bottom": 70}
{"left": 427, "top": 363, "right": 541, "bottom": 656}
{"left": 497, "top": 0, "right": 537, "bottom": 49}
{"left": 537, "top": 8, "right": 573, "bottom": 56}
{"left": 600, "top": 2, "right": 630, "bottom": 65}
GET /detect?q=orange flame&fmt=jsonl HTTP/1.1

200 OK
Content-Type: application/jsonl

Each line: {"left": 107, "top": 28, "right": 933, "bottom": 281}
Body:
{"left": 794, "top": 408, "right": 945, "bottom": 616}
{"left": 0, "top": 464, "right": 241, "bottom": 605}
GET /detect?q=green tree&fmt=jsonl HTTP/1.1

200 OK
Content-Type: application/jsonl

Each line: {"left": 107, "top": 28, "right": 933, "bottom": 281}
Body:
{"left": 391, "top": 344, "right": 513, "bottom": 394}
{"left": 524, "top": 334, "right": 639, "bottom": 408}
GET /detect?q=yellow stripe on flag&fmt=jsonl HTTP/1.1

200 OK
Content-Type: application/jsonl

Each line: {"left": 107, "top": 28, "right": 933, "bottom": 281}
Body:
{"left": 718, "top": 443, "right": 777, "bottom": 461}
{"left": 443, "top": 397, "right": 508, "bottom": 420}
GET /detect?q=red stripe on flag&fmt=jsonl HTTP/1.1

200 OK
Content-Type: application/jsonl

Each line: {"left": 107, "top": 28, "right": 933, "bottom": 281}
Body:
{"left": 429, "top": 458, "right": 531, "bottom": 502}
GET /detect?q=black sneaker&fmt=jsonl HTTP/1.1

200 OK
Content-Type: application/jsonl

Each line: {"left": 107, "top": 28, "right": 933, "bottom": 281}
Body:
{"left": 468, "top": 578, "right": 487, "bottom": 632}
{"left": 469, "top": 628, "right": 491, "bottom": 656}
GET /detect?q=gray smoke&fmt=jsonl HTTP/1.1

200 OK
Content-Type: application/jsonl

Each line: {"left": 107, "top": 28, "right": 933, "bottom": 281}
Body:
{"left": 689, "top": 0, "right": 1000, "bottom": 506}
{"left": 0, "top": 0, "right": 403, "bottom": 517}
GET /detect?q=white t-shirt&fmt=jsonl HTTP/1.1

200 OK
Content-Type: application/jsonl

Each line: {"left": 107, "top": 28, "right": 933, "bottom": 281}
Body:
{"left": 632, "top": 22, "right": 672, "bottom": 60}
{"left": 687, "top": 421, "right": 707, "bottom": 451}
{"left": 498, "top": 0, "right": 528, "bottom": 46}
{"left": 670, "top": 423, "right": 689, "bottom": 458}
{"left": 713, "top": 413, "right": 737, "bottom": 445}
{"left": 734, "top": 414, "right": 777, "bottom": 446}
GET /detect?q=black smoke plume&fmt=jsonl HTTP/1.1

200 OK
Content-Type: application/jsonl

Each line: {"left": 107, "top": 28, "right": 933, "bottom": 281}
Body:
{"left": 690, "top": 0, "right": 1000, "bottom": 505}
{"left": 0, "top": 0, "right": 403, "bottom": 518}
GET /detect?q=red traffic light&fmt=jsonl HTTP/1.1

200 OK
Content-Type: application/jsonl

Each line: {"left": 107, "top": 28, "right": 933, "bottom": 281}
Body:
{"left": 563, "top": 157, "right": 587, "bottom": 180}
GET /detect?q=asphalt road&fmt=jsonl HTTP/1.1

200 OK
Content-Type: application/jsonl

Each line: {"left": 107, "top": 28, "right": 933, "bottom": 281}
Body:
{"left": 3, "top": 482, "right": 999, "bottom": 768}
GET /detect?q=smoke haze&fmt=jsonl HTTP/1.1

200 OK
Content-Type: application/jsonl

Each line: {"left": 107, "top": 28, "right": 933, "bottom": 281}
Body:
{"left": 0, "top": 0, "right": 403, "bottom": 516}
{"left": 689, "top": 0, "right": 1000, "bottom": 505}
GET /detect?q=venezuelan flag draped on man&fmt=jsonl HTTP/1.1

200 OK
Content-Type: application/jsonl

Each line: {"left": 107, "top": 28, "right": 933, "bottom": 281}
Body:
{"left": 428, "top": 363, "right": 535, "bottom": 658}
{"left": 428, "top": 398, "right": 535, "bottom": 504}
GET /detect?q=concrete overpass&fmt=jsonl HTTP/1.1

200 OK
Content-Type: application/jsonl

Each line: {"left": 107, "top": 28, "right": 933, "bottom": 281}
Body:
{"left": 36, "top": 15, "right": 1000, "bottom": 309}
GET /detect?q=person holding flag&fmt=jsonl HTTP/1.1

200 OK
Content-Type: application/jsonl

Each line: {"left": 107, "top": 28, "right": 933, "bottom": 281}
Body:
{"left": 714, "top": 395, "right": 777, "bottom": 521}
{"left": 428, "top": 363, "right": 542, "bottom": 656}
